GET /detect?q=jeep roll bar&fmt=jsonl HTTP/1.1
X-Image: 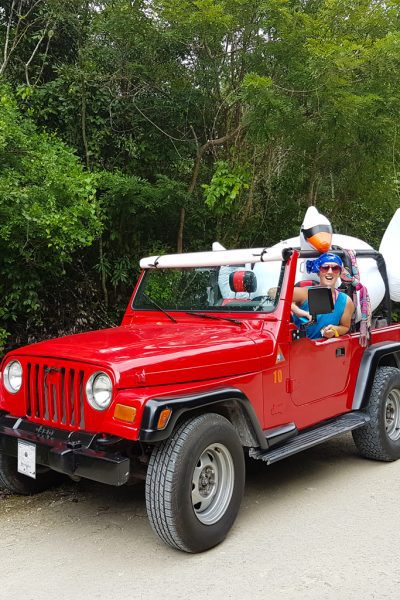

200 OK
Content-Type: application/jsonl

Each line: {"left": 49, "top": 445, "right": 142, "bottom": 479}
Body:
{"left": 282, "top": 247, "right": 392, "bottom": 324}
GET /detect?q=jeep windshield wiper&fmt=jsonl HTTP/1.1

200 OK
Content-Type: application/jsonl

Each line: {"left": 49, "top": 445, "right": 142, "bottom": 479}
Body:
{"left": 184, "top": 311, "right": 242, "bottom": 327}
{"left": 142, "top": 293, "right": 177, "bottom": 323}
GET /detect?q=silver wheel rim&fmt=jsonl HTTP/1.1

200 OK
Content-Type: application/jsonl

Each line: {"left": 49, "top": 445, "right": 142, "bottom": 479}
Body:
{"left": 385, "top": 389, "right": 400, "bottom": 441}
{"left": 191, "top": 443, "right": 234, "bottom": 525}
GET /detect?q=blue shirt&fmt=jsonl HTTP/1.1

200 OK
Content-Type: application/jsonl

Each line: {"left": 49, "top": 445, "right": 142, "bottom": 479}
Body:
{"left": 293, "top": 291, "right": 348, "bottom": 339}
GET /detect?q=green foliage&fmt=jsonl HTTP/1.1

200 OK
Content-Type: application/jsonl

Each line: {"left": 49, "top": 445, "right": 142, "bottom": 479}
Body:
{"left": 203, "top": 161, "right": 251, "bottom": 214}
{"left": 144, "top": 270, "right": 183, "bottom": 305}
{"left": 90, "top": 170, "right": 189, "bottom": 311}
{"left": 97, "top": 170, "right": 188, "bottom": 255}
{"left": 0, "top": 327, "right": 8, "bottom": 355}
{"left": 0, "top": 84, "right": 101, "bottom": 331}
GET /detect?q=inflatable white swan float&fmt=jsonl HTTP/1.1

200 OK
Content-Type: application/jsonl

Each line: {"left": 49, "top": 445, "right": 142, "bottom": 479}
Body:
{"left": 217, "top": 206, "right": 400, "bottom": 314}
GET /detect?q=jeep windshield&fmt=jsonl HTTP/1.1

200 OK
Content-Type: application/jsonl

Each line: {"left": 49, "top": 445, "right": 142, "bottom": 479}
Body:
{"left": 133, "top": 263, "right": 283, "bottom": 313}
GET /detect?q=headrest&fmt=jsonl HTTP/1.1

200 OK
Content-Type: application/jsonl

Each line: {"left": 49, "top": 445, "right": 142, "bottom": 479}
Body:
{"left": 229, "top": 270, "right": 257, "bottom": 294}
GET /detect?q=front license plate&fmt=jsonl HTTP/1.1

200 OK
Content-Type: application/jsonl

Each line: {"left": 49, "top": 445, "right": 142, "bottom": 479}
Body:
{"left": 17, "top": 440, "right": 36, "bottom": 479}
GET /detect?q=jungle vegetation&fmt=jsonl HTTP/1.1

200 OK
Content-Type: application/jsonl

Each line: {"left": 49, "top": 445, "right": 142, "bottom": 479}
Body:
{"left": 1, "top": 0, "right": 400, "bottom": 352}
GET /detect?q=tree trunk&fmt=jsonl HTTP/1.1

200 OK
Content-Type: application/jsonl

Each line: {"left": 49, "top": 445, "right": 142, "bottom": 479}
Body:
{"left": 99, "top": 236, "right": 108, "bottom": 308}
{"left": 177, "top": 207, "right": 185, "bottom": 254}
{"left": 81, "top": 78, "right": 90, "bottom": 170}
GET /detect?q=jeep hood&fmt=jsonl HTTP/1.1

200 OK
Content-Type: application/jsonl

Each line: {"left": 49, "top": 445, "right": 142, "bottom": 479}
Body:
{"left": 10, "top": 322, "right": 269, "bottom": 387}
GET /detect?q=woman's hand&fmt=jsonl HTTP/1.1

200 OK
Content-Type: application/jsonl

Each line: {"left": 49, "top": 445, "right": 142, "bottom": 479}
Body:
{"left": 321, "top": 325, "right": 339, "bottom": 338}
{"left": 267, "top": 287, "right": 278, "bottom": 300}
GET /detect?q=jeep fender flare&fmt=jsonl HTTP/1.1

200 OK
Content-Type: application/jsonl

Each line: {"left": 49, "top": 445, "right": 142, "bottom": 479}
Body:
{"left": 138, "top": 387, "right": 268, "bottom": 449}
{"left": 352, "top": 341, "right": 400, "bottom": 410}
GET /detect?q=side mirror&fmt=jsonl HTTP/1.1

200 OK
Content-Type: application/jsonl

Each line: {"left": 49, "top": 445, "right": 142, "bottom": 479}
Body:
{"left": 308, "top": 286, "right": 334, "bottom": 320}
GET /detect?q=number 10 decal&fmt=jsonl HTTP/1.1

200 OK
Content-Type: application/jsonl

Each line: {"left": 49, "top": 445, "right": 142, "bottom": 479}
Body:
{"left": 273, "top": 369, "right": 283, "bottom": 384}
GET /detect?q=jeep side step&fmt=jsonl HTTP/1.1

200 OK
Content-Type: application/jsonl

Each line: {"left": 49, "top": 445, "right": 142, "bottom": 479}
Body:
{"left": 249, "top": 411, "right": 370, "bottom": 465}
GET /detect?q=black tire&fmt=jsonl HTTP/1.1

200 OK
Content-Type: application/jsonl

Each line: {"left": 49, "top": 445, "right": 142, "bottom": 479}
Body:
{"left": 0, "top": 453, "right": 64, "bottom": 495}
{"left": 352, "top": 366, "right": 400, "bottom": 461}
{"left": 145, "top": 413, "right": 245, "bottom": 553}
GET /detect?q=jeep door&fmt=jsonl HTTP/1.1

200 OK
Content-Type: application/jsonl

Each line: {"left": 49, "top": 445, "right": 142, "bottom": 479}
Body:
{"left": 288, "top": 334, "right": 359, "bottom": 426}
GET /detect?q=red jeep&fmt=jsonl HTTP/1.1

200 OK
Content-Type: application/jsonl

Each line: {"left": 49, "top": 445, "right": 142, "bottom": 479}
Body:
{"left": 1, "top": 246, "right": 400, "bottom": 553}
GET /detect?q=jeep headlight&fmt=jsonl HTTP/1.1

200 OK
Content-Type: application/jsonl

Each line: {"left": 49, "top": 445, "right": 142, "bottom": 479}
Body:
{"left": 3, "top": 360, "right": 23, "bottom": 394}
{"left": 86, "top": 372, "right": 113, "bottom": 411}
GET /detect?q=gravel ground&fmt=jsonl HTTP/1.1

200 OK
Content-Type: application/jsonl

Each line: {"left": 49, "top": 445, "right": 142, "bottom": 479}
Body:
{"left": 1, "top": 433, "right": 400, "bottom": 600}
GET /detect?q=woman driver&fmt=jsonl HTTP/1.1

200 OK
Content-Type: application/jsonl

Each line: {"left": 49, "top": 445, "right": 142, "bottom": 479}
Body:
{"left": 291, "top": 253, "right": 355, "bottom": 339}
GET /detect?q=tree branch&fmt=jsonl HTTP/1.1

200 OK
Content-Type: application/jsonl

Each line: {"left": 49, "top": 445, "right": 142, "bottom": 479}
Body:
{"left": 33, "top": 26, "right": 53, "bottom": 86}
{"left": 25, "top": 22, "right": 49, "bottom": 87}
{"left": 188, "top": 125, "right": 243, "bottom": 195}
{"left": 0, "top": 0, "right": 17, "bottom": 76}
{"left": 81, "top": 76, "right": 90, "bottom": 170}
{"left": 177, "top": 125, "right": 244, "bottom": 252}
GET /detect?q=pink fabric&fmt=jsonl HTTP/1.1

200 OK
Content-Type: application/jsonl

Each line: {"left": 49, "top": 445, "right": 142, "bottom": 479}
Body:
{"left": 341, "top": 249, "right": 371, "bottom": 347}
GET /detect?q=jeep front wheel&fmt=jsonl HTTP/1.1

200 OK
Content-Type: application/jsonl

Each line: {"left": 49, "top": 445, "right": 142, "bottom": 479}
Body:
{"left": 145, "top": 413, "right": 245, "bottom": 553}
{"left": 353, "top": 366, "right": 400, "bottom": 461}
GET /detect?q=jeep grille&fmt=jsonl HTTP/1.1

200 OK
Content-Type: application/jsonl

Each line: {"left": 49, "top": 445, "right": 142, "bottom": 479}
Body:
{"left": 24, "top": 362, "right": 85, "bottom": 429}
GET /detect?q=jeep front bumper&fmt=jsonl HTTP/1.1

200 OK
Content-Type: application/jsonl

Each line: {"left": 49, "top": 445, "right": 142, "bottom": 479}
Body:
{"left": 0, "top": 414, "right": 130, "bottom": 486}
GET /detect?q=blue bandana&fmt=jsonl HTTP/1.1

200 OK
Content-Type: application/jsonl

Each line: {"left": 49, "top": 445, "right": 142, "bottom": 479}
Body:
{"left": 306, "top": 252, "right": 343, "bottom": 274}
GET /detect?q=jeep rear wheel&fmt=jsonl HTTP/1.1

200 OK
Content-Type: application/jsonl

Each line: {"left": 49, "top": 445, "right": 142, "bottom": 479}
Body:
{"left": 353, "top": 367, "right": 400, "bottom": 461}
{"left": 145, "top": 413, "right": 245, "bottom": 553}
{"left": 0, "top": 453, "right": 63, "bottom": 495}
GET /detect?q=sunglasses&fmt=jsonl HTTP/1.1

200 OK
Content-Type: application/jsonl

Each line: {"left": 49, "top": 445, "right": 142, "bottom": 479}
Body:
{"left": 320, "top": 264, "right": 341, "bottom": 274}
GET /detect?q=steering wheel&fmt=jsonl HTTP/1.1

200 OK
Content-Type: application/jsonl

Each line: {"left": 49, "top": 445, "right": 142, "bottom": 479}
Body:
{"left": 252, "top": 295, "right": 274, "bottom": 311}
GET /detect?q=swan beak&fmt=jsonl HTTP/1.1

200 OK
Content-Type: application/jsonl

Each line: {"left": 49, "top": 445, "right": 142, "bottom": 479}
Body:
{"left": 307, "top": 231, "right": 332, "bottom": 253}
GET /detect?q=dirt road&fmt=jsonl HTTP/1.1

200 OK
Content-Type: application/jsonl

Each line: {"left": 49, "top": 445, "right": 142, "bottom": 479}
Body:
{"left": 1, "top": 433, "right": 399, "bottom": 600}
